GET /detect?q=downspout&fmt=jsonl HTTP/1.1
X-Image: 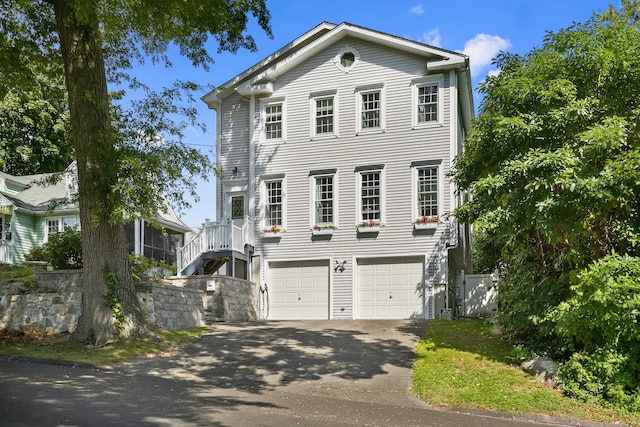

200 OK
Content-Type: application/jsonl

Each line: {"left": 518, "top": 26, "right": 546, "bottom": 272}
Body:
{"left": 248, "top": 94, "right": 256, "bottom": 282}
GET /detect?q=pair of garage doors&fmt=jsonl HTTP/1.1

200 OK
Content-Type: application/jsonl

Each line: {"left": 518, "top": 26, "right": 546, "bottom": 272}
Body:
{"left": 268, "top": 257, "right": 427, "bottom": 320}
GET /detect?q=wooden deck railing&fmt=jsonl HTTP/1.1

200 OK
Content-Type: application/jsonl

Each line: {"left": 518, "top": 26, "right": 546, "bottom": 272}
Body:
{"left": 177, "top": 217, "right": 254, "bottom": 276}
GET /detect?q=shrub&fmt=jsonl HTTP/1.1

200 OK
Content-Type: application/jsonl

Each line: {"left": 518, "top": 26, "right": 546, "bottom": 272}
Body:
{"left": 26, "top": 227, "right": 83, "bottom": 269}
{"left": 554, "top": 254, "right": 640, "bottom": 413}
{"left": 129, "top": 254, "right": 176, "bottom": 283}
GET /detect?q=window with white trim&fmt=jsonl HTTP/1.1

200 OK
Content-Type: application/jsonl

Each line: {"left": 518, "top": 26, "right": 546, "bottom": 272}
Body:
{"left": 316, "top": 98, "right": 334, "bottom": 134}
{"left": 260, "top": 98, "right": 286, "bottom": 142}
{"left": 46, "top": 216, "right": 77, "bottom": 238}
{"left": 356, "top": 84, "right": 385, "bottom": 133}
{"left": 412, "top": 75, "right": 443, "bottom": 127}
{"left": 261, "top": 176, "right": 286, "bottom": 232}
{"left": 356, "top": 166, "right": 385, "bottom": 225}
{"left": 411, "top": 161, "right": 442, "bottom": 221}
{"left": 310, "top": 172, "right": 336, "bottom": 227}
{"left": 334, "top": 46, "right": 360, "bottom": 73}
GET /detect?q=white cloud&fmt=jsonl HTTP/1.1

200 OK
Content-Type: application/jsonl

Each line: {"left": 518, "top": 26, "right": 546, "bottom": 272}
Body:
{"left": 423, "top": 28, "right": 441, "bottom": 47}
{"left": 462, "top": 34, "right": 511, "bottom": 78}
{"left": 410, "top": 5, "right": 424, "bottom": 15}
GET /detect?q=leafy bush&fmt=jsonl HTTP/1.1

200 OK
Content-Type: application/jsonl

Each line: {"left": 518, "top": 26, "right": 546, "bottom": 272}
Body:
{"left": 26, "top": 227, "right": 83, "bottom": 269}
{"left": 129, "top": 254, "right": 176, "bottom": 283}
{"left": 555, "top": 254, "right": 640, "bottom": 413}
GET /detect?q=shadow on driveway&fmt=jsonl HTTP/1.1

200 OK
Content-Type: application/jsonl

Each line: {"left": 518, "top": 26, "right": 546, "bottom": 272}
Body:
{"left": 119, "top": 319, "right": 428, "bottom": 400}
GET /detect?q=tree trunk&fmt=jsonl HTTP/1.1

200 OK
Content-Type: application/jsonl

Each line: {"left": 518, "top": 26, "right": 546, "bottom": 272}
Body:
{"left": 52, "top": 0, "right": 147, "bottom": 346}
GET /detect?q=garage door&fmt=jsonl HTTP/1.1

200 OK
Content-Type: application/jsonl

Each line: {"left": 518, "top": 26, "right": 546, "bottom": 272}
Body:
{"left": 358, "top": 257, "right": 426, "bottom": 319}
{"left": 269, "top": 260, "right": 329, "bottom": 320}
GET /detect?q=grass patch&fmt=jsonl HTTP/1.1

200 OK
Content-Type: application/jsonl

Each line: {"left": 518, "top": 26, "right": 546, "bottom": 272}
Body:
{"left": 413, "top": 319, "right": 639, "bottom": 426}
{"left": 0, "top": 327, "right": 209, "bottom": 366}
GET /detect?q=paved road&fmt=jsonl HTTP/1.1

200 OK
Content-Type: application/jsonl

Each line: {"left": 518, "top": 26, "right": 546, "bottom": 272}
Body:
{"left": 0, "top": 320, "right": 615, "bottom": 426}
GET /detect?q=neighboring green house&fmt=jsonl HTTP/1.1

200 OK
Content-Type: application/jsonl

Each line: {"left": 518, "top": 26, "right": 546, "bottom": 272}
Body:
{"left": 0, "top": 163, "right": 190, "bottom": 266}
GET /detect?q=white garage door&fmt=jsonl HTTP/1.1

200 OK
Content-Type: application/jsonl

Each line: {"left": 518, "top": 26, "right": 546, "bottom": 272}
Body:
{"left": 269, "top": 260, "right": 329, "bottom": 320}
{"left": 358, "top": 257, "right": 426, "bottom": 319}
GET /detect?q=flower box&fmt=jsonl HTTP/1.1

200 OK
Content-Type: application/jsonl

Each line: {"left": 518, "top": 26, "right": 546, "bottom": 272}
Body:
{"left": 312, "top": 226, "right": 335, "bottom": 236}
{"left": 414, "top": 221, "right": 438, "bottom": 230}
{"left": 357, "top": 221, "right": 380, "bottom": 233}
{"left": 414, "top": 215, "right": 439, "bottom": 230}
{"left": 262, "top": 225, "right": 282, "bottom": 238}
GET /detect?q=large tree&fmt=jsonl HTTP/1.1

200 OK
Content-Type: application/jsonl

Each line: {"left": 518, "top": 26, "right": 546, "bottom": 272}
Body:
{"left": 453, "top": 2, "right": 640, "bottom": 349}
{"left": 1, "top": 0, "right": 271, "bottom": 345}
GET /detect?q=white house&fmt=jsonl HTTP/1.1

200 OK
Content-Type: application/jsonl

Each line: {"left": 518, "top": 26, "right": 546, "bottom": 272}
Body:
{"left": 178, "top": 22, "right": 474, "bottom": 320}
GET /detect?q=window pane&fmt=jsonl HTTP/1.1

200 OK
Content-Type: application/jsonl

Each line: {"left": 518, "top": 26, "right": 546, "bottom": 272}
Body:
{"left": 47, "top": 219, "right": 60, "bottom": 235}
{"left": 315, "top": 98, "right": 334, "bottom": 134}
{"left": 361, "top": 92, "right": 380, "bottom": 129}
{"left": 361, "top": 172, "right": 380, "bottom": 221}
{"left": 417, "top": 167, "right": 438, "bottom": 216}
{"left": 314, "top": 176, "right": 333, "bottom": 224}
{"left": 418, "top": 85, "right": 438, "bottom": 123}
{"left": 231, "top": 196, "right": 245, "bottom": 219}
{"left": 266, "top": 181, "right": 283, "bottom": 227}
{"left": 265, "top": 104, "right": 282, "bottom": 139}
{"left": 63, "top": 217, "right": 76, "bottom": 229}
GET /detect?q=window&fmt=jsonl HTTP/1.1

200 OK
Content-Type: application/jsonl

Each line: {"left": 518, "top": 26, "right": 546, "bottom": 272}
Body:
{"left": 314, "top": 175, "right": 334, "bottom": 225}
{"left": 412, "top": 161, "right": 442, "bottom": 221}
{"left": 265, "top": 104, "right": 282, "bottom": 139}
{"left": 334, "top": 46, "right": 360, "bottom": 72}
{"left": 412, "top": 75, "right": 443, "bottom": 127}
{"left": 264, "top": 179, "right": 284, "bottom": 229}
{"left": 46, "top": 216, "right": 77, "bottom": 237}
{"left": 361, "top": 91, "right": 380, "bottom": 129}
{"left": 231, "top": 196, "right": 245, "bottom": 220}
{"left": 417, "top": 85, "right": 438, "bottom": 123}
{"left": 356, "top": 84, "right": 385, "bottom": 133}
{"left": 315, "top": 98, "right": 334, "bottom": 135}
{"left": 261, "top": 98, "right": 286, "bottom": 142}
{"left": 417, "top": 167, "right": 438, "bottom": 217}
{"left": 310, "top": 91, "right": 338, "bottom": 139}
{"left": 356, "top": 166, "right": 385, "bottom": 225}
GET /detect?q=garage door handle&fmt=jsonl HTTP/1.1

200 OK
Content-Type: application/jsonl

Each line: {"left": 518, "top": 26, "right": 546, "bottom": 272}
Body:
{"left": 298, "top": 293, "right": 301, "bottom": 301}
{"left": 389, "top": 292, "right": 392, "bottom": 299}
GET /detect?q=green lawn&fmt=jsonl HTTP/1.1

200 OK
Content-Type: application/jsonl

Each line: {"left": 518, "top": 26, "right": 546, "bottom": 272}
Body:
{"left": 0, "top": 327, "right": 208, "bottom": 366}
{"left": 413, "top": 319, "right": 639, "bottom": 425}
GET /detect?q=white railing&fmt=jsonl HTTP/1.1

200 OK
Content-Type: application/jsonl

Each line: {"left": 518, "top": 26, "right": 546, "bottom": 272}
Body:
{"left": 0, "top": 241, "right": 10, "bottom": 265}
{"left": 177, "top": 216, "right": 254, "bottom": 275}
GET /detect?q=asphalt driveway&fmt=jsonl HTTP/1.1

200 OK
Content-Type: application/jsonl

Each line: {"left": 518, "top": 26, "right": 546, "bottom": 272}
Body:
{"left": 120, "top": 320, "right": 429, "bottom": 409}
{"left": 1, "top": 320, "right": 592, "bottom": 426}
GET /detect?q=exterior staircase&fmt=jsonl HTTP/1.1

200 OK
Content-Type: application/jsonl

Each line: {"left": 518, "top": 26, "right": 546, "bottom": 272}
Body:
{"left": 177, "top": 217, "right": 254, "bottom": 277}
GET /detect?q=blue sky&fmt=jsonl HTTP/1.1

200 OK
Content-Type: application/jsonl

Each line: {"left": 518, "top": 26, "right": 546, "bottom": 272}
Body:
{"left": 163, "top": 0, "right": 619, "bottom": 228}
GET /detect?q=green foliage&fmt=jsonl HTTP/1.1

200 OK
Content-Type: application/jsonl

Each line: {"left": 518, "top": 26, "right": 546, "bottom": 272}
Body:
{"left": 554, "top": 254, "right": 640, "bottom": 411}
{"left": 26, "top": 227, "right": 83, "bottom": 270}
{"left": 129, "top": 254, "right": 176, "bottom": 283}
{"left": 103, "top": 267, "right": 125, "bottom": 337}
{"left": 453, "top": 3, "right": 640, "bottom": 413}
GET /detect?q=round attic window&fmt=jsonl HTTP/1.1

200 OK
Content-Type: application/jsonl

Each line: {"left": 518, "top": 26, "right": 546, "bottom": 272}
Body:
{"left": 334, "top": 46, "right": 360, "bottom": 72}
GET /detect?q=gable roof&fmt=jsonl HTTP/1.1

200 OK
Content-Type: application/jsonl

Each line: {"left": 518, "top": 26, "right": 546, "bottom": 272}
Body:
{"left": 202, "top": 21, "right": 473, "bottom": 131}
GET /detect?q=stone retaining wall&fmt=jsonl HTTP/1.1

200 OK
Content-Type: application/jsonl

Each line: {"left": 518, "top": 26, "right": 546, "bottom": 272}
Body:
{"left": 0, "top": 292, "right": 82, "bottom": 334}
{"left": 164, "top": 275, "right": 260, "bottom": 322}
{"left": 136, "top": 283, "right": 205, "bottom": 331}
{"left": 0, "top": 271, "right": 259, "bottom": 334}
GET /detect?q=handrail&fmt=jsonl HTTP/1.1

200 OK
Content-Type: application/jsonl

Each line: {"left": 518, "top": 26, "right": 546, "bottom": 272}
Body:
{"left": 177, "top": 216, "right": 254, "bottom": 275}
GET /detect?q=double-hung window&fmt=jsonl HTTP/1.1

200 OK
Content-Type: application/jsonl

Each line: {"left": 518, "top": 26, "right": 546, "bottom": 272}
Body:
{"left": 356, "top": 166, "right": 385, "bottom": 225}
{"left": 412, "top": 75, "right": 443, "bottom": 128}
{"left": 261, "top": 97, "right": 286, "bottom": 142}
{"left": 310, "top": 170, "right": 337, "bottom": 229}
{"left": 361, "top": 91, "right": 380, "bottom": 129}
{"left": 310, "top": 91, "right": 338, "bottom": 138}
{"left": 262, "top": 176, "right": 286, "bottom": 233}
{"left": 356, "top": 84, "right": 385, "bottom": 134}
{"left": 412, "top": 161, "right": 442, "bottom": 222}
